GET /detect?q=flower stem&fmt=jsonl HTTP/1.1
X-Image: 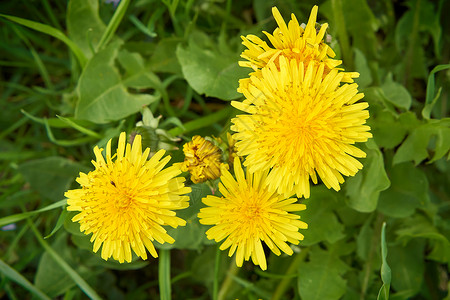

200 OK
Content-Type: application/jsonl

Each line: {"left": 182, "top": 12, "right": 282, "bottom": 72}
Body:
{"left": 271, "top": 248, "right": 310, "bottom": 300}
{"left": 217, "top": 259, "right": 240, "bottom": 300}
{"left": 331, "top": 0, "right": 353, "bottom": 70}
{"left": 213, "top": 245, "right": 221, "bottom": 300}
{"left": 159, "top": 249, "right": 171, "bottom": 300}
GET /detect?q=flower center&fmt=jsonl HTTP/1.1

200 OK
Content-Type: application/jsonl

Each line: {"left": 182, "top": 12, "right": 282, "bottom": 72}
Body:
{"left": 114, "top": 191, "right": 134, "bottom": 210}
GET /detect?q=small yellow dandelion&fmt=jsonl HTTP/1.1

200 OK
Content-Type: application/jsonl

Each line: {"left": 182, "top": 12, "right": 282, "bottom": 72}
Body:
{"left": 198, "top": 157, "right": 307, "bottom": 271}
{"left": 231, "top": 57, "right": 372, "bottom": 198}
{"left": 239, "top": 6, "right": 358, "bottom": 84}
{"left": 65, "top": 132, "right": 191, "bottom": 263}
{"left": 181, "top": 135, "right": 227, "bottom": 183}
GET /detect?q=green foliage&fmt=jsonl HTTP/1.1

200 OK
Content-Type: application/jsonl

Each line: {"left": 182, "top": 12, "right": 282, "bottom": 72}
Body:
{"left": 0, "top": 0, "right": 449, "bottom": 299}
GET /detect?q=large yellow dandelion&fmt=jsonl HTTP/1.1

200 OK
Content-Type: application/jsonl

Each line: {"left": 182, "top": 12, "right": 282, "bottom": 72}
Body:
{"left": 231, "top": 57, "right": 372, "bottom": 198}
{"left": 65, "top": 132, "right": 191, "bottom": 263}
{"left": 181, "top": 135, "right": 227, "bottom": 183}
{"left": 198, "top": 157, "right": 307, "bottom": 271}
{"left": 239, "top": 6, "right": 358, "bottom": 84}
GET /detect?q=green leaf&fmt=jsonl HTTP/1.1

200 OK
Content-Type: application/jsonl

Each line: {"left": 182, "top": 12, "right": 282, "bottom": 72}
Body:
{"left": 0, "top": 14, "right": 87, "bottom": 68}
{"left": 18, "top": 157, "right": 89, "bottom": 201}
{"left": 297, "top": 247, "right": 348, "bottom": 300}
{"left": 381, "top": 73, "right": 412, "bottom": 110}
{"left": 300, "top": 186, "right": 345, "bottom": 246}
{"left": 393, "top": 121, "right": 450, "bottom": 165}
{"left": 395, "top": 214, "right": 450, "bottom": 263}
{"left": 377, "top": 162, "right": 429, "bottom": 218}
{"left": 423, "top": 64, "right": 450, "bottom": 119}
{"left": 377, "top": 223, "right": 391, "bottom": 300}
{"left": 176, "top": 31, "right": 248, "bottom": 100}
{"left": 66, "top": 0, "right": 106, "bottom": 59}
{"left": 345, "top": 140, "right": 390, "bottom": 212}
{"left": 149, "top": 38, "right": 182, "bottom": 74}
{"left": 75, "top": 41, "right": 160, "bottom": 124}
{"left": 0, "top": 259, "right": 51, "bottom": 300}
{"left": 388, "top": 239, "right": 425, "bottom": 298}
{"left": 35, "top": 234, "right": 85, "bottom": 297}
{"left": 370, "top": 111, "right": 418, "bottom": 150}
{"left": 29, "top": 221, "right": 101, "bottom": 300}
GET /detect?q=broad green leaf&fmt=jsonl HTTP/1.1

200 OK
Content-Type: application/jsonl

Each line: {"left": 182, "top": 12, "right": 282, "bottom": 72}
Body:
{"left": 300, "top": 186, "right": 345, "bottom": 246}
{"left": 395, "top": 214, "right": 450, "bottom": 263}
{"left": 18, "top": 157, "right": 89, "bottom": 201}
{"left": 66, "top": 0, "right": 106, "bottom": 59}
{"left": 156, "top": 183, "right": 212, "bottom": 250}
{"left": 75, "top": 41, "right": 160, "bottom": 124}
{"left": 0, "top": 14, "right": 87, "bottom": 67}
{"left": 345, "top": 140, "right": 390, "bottom": 212}
{"left": 377, "top": 162, "right": 429, "bottom": 218}
{"left": 29, "top": 221, "right": 101, "bottom": 300}
{"left": 377, "top": 223, "right": 391, "bottom": 300}
{"left": 369, "top": 111, "right": 418, "bottom": 150}
{"left": 393, "top": 121, "right": 450, "bottom": 165}
{"left": 381, "top": 73, "right": 412, "bottom": 110}
{"left": 176, "top": 31, "right": 248, "bottom": 101}
{"left": 388, "top": 239, "right": 425, "bottom": 298}
{"left": 297, "top": 247, "right": 348, "bottom": 300}
{"left": 0, "top": 259, "right": 51, "bottom": 300}
{"left": 354, "top": 48, "right": 373, "bottom": 88}
{"left": 35, "top": 234, "right": 83, "bottom": 297}
{"left": 149, "top": 37, "right": 182, "bottom": 74}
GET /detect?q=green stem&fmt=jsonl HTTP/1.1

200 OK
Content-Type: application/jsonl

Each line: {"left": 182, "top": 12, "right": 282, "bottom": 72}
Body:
{"left": 331, "top": 0, "right": 353, "bottom": 70}
{"left": 159, "top": 249, "right": 172, "bottom": 300}
{"left": 96, "top": 0, "right": 130, "bottom": 51}
{"left": 213, "top": 246, "right": 221, "bottom": 300}
{"left": 217, "top": 259, "right": 240, "bottom": 300}
{"left": 360, "top": 213, "right": 385, "bottom": 300}
{"left": 168, "top": 106, "right": 234, "bottom": 136}
{"left": 271, "top": 248, "right": 310, "bottom": 300}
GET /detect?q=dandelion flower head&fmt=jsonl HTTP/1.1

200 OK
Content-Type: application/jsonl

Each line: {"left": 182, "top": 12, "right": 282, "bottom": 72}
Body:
{"left": 181, "top": 135, "right": 227, "bottom": 183}
{"left": 65, "top": 132, "right": 191, "bottom": 263}
{"left": 231, "top": 57, "right": 372, "bottom": 198}
{"left": 198, "top": 157, "right": 308, "bottom": 271}
{"left": 239, "top": 6, "right": 358, "bottom": 85}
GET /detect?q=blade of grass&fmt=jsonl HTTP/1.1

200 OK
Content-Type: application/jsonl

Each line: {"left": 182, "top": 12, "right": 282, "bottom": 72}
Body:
{"left": 423, "top": 64, "right": 450, "bottom": 119}
{"left": 168, "top": 106, "right": 233, "bottom": 136}
{"left": 0, "top": 14, "right": 87, "bottom": 68}
{"left": 27, "top": 219, "right": 102, "bottom": 300}
{"left": 56, "top": 115, "right": 102, "bottom": 138}
{"left": 377, "top": 222, "right": 391, "bottom": 300}
{"left": 96, "top": 0, "right": 130, "bottom": 51}
{"left": 0, "top": 259, "right": 51, "bottom": 300}
{"left": 44, "top": 208, "right": 68, "bottom": 239}
{"left": 11, "top": 26, "right": 53, "bottom": 90}
{"left": 0, "top": 199, "right": 66, "bottom": 227}
{"left": 44, "top": 118, "right": 96, "bottom": 146}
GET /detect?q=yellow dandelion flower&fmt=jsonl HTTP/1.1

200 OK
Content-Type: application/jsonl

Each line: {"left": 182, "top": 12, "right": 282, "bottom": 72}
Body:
{"left": 181, "top": 135, "right": 227, "bottom": 184}
{"left": 239, "top": 6, "right": 358, "bottom": 84}
{"left": 65, "top": 132, "right": 191, "bottom": 263}
{"left": 198, "top": 157, "right": 308, "bottom": 271}
{"left": 231, "top": 57, "right": 372, "bottom": 198}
